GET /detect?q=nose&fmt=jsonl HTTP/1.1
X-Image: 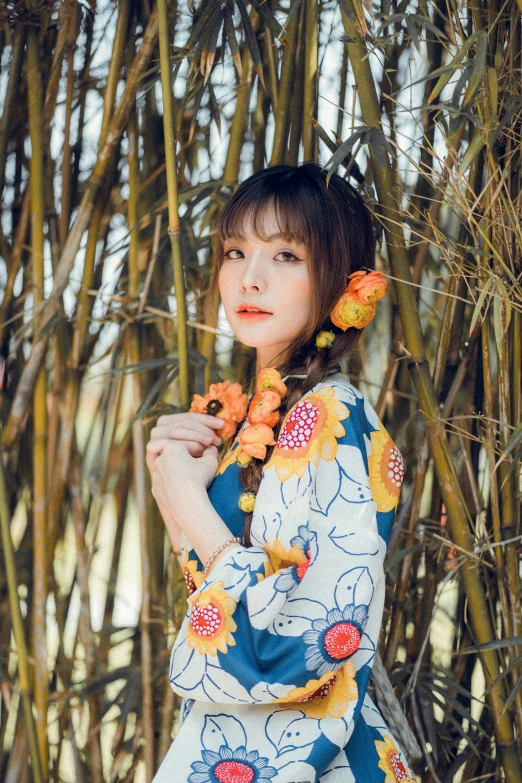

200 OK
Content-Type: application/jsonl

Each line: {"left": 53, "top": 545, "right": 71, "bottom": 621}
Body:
{"left": 240, "top": 250, "right": 267, "bottom": 293}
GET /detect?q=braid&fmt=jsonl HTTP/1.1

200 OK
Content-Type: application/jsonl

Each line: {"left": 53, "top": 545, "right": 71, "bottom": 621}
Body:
{"left": 238, "top": 330, "right": 359, "bottom": 547}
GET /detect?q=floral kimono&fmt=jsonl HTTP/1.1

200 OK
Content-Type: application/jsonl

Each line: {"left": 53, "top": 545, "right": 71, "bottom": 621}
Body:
{"left": 154, "top": 373, "right": 416, "bottom": 783}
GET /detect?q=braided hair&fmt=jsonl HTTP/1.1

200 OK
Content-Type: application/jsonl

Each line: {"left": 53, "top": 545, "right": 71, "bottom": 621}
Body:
{"left": 206, "top": 163, "right": 376, "bottom": 546}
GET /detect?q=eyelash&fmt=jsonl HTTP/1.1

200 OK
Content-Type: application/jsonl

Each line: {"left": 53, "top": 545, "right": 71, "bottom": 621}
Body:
{"left": 223, "top": 249, "right": 300, "bottom": 263}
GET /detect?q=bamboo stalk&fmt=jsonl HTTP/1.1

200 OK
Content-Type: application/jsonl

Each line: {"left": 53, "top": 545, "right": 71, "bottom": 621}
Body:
{"left": 69, "top": 452, "right": 104, "bottom": 783}
{"left": 27, "top": 24, "right": 49, "bottom": 776}
{"left": 58, "top": 1, "right": 78, "bottom": 249}
{"left": 0, "top": 453, "right": 44, "bottom": 783}
{"left": 0, "top": 24, "right": 25, "bottom": 197}
{"left": 302, "top": 0, "right": 318, "bottom": 162}
{"left": 269, "top": 9, "right": 298, "bottom": 166}
{"left": 286, "top": 1, "right": 305, "bottom": 165}
{"left": 127, "top": 39, "right": 155, "bottom": 777}
{"left": 157, "top": 0, "right": 189, "bottom": 409}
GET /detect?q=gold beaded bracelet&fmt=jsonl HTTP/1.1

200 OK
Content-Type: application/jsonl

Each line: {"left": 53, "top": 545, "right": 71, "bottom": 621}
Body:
{"left": 202, "top": 537, "right": 242, "bottom": 579}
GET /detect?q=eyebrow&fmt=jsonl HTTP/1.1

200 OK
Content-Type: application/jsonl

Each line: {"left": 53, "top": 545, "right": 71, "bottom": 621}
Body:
{"left": 225, "top": 233, "right": 299, "bottom": 243}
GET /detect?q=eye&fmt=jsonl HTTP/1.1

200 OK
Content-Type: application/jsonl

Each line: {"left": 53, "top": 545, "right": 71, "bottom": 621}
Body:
{"left": 223, "top": 248, "right": 243, "bottom": 260}
{"left": 275, "top": 250, "right": 301, "bottom": 263}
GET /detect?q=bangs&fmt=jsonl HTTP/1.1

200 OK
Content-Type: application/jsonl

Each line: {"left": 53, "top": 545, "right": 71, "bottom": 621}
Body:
{"left": 216, "top": 187, "right": 315, "bottom": 250}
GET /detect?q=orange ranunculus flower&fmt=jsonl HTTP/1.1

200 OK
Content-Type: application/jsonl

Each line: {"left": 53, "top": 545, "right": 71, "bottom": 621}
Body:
{"left": 189, "top": 380, "right": 248, "bottom": 440}
{"left": 247, "top": 389, "right": 282, "bottom": 428}
{"left": 347, "top": 270, "right": 388, "bottom": 304}
{"left": 330, "top": 291, "right": 376, "bottom": 330}
{"left": 237, "top": 422, "right": 276, "bottom": 461}
{"left": 256, "top": 368, "right": 287, "bottom": 399}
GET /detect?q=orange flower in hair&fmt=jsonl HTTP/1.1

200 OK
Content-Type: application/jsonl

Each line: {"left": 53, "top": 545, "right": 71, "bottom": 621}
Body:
{"left": 256, "top": 368, "right": 288, "bottom": 399}
{"left": 329, "top": 269, "right": 387, "bottom": 331}
{"left": 237, "top": 423, "right": 276, "bottom": 462}
{"left": 247, "top": 389, "right": 282, "bottom": 428}
{"left": 347, "top": 270, "right": 388, "bottom": 304}
{"left": 190, "top": 380, "right": 248, "bottom": 440}
{"left": 330, "top": 292, "right": 376, "bottom": 330}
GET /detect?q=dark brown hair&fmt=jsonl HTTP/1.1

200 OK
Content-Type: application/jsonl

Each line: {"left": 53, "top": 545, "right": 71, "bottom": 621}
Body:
{"left": 207, "top": 163, "right": 376, "bottom": 546}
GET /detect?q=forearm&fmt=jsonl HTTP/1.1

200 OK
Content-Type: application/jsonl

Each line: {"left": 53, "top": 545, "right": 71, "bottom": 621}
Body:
{"left": 156, "top": 500, "right": 183, "bottom": 570}
{"left": 174, "top": 487, "right": 242, "bottom": 572}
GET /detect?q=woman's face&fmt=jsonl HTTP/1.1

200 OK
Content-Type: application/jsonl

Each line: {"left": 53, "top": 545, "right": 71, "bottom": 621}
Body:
{"left": 218, "top": 207, "right": 313, "bottom": 371}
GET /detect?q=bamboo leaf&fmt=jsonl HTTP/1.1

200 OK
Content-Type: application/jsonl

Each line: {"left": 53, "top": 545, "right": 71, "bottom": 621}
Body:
{"left": 493, "top": 423, "right": 522, "bottom": 472}
{"left": 457, "top": 636, "right": 522, "bottom": 654}
{"left": 426, "top": 31, "right": 485, "bottom": 103}
{"left": 484, "top": 653, "right": 522, "bottom": 694}
{"left": 493, "top": 283, "right": 504, "bottom": 359}
{"left": 323, "top": 127, "right": 368, "bottom": 179}
{"left": 504, "top": 673, "right": 522, "bottom": 713}
{"left": 469, "top": 276, "right": 494, "bottom": 337}
{"left": 236, "top": 0, "right": 265, "bottom": 89}
{"left": 200, "top": 8, "right": 225, "bottom": 85}
{"left": 405, "top": 16, "right": 420, "bottom": 53}
{"left": 250, "top": 0, "right": 287, "bottom": 45}
{"left": 224, "top": 1, "right": 242, "bottom": 78}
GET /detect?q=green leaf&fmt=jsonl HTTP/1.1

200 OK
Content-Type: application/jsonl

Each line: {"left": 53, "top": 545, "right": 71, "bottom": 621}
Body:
{"left": 250, "top": 0, "right": 286, "bottom": 45}
{"left": 493, "top": 283, "right": 503, "bottom": 359}
{"left": 457, "top": 635, "right": 522, "bottom": 654}
{"left": 484, "top": 652, "right": 522, "bottom": 694}
{"left": 493, "top": 422, "right": 522, "bottom": 471}
{"left": 323, "top": 127, "right": 369, "bottom": 180}
{"left": 504, "top": 672, "right": 522, "bottom": 712}
{"left": 469, "top": 276, "right": 494, "bottom": 337}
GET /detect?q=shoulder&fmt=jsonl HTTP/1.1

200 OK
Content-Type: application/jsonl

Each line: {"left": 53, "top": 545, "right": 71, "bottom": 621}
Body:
{"left": 264, "top": 373, "right": 405, "bottom": 513}
{"left": 262, "top": 373, "right": 365, "bottom": 482}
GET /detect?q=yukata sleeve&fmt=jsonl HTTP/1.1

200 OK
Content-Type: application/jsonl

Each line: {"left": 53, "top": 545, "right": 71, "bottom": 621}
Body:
{"left": 169, "top": 382, "right": 404, "bottom": 735}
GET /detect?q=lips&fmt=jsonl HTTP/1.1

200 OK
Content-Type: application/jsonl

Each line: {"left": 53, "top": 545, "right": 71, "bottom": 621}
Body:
{"left": 237, "top": 304, "right": 272, "bottom": 314}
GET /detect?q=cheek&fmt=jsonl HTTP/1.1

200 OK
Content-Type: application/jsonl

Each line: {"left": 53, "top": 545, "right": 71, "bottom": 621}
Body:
{"left": 218, "top": 266, "right": 232, "bottom": 301}
{"left": 288, "top": 271, "right": 313, "bottom": 314}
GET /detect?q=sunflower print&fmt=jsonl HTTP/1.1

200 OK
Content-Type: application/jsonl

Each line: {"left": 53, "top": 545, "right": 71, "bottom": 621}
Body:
{"left": 258, "top": 538, "right": 309, "bottom": 579}
{"left": 375, "top": 735, "right": 416, "bottom": 783}
{"left": 183, "top": 548, "right": 204, "bottom": 595}
{"left": 368, "top": 420, "right": 405, "bottom": 512}
{"left": 186, "top": 580, "right": 237, "bottom": 656}
{"left": 263, "top": 386, "right": 350, "bottom": 482}
{"left": 271, "top": 660, "right": 358, "bottom": 719}
{"left": 188, "top": 745, "right": 277, "bottom": 783}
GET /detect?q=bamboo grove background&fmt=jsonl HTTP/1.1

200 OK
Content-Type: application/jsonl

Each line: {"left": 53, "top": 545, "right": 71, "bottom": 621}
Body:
{"left": 0, "top": 0, "right": 521, "bottom": 781}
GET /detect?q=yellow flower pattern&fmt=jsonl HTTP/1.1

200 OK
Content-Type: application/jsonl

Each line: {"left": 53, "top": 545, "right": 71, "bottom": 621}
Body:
{"left": 182, "top": 548, "right": 204, "bottom": 595}
{"left": 368, "top": 420, "right": 405, "bottom": 512}
{"left": 264, "top": 386, "right": 350, "bottom": 482}
{"left": 375, "top": 735, "right": 416, "bottom": 783}
{"left": 271, "top": 660, "right": 358, "bottom": 719}
{"left": 186, "top": 581, "right": 237, "bottom": 656}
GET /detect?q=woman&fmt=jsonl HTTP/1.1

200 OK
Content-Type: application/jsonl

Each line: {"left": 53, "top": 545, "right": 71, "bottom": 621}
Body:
{"left": 146, "top": 164, "right": 414, "bottom": 782}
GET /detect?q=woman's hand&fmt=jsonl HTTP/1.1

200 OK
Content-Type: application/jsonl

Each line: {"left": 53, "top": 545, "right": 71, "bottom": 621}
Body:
{"left": 148, "top": 411, "right": 225, "bottom": 457}
{"left": 146, "top": 440, "right": 219, "bottom": 530}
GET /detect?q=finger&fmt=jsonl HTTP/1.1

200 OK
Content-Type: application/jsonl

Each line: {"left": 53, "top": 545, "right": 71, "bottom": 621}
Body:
{"left": 156, "top": 412, "right": 226, "bottom": 431}
{"left": 146, "top": 438, "right": 170, "bottom": 455}
{"left": 189, "top": 413, "right": 227, "bottom": 431}
{"left": 150, "top": 426, "right": 220, "bottom": 447}
{"left": 147, "top": 436, "right": 206, "bottom": 458}
{"left": 150, "top": 424, "right": 222, "bottom": 447}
